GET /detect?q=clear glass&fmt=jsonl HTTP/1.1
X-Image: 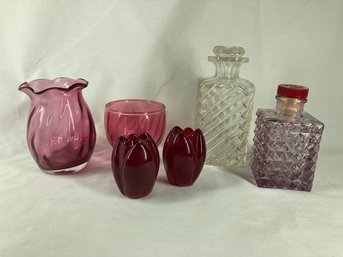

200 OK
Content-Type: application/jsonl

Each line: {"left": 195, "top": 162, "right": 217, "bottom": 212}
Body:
{"left": 195, "top": 46, "right": 255, "bottom": 167}
{"left": 251, "top": 97, "right": 324, "bottom": 191}
{"left": 105, "top": 99, "right": 166, "bottom": 146}
{"left": 18, "top": 77, "right": 96, "bottom": 174}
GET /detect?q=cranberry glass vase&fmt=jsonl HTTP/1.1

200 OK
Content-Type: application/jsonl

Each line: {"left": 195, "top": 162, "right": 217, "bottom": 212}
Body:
{"left": 105, "top": 99, "right": 166, "bottom": 146}
{"left": 19, "top": 77, "right": 96, "bottom": 174}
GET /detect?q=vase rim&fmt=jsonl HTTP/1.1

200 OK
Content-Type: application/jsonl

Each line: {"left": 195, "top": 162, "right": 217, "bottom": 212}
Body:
{"left": 105, "top": 99, "right": 165, "bottom": 115}
{"left": 19, "top": 77, "right": 88, "bottom": 94}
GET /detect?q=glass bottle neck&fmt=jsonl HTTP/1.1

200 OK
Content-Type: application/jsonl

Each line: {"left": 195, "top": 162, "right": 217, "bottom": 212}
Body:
{"left": 213, "top": 61, "right": 241, "bottom": 79}
{"left": 276, "top": 96, "right": 306, "bottom": 117}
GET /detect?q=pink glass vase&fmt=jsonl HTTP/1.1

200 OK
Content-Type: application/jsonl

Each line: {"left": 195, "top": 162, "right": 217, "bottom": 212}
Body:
{"left": 105, "top": 99, "right": 166, "bottom": 146}
{"left": 19, "top": 77, "right": 96, "bottom": 174}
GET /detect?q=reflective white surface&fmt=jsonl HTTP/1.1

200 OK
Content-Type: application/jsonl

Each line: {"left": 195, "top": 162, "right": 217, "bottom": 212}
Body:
{"left": 1, "top": 0, "right": 343, "bottom": 256}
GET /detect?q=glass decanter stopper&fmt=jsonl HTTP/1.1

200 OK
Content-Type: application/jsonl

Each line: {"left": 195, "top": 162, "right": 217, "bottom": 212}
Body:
{"left": 251, "top": 84, "right": 324, "bottom": 191}
{"left": 195, "top": 46, "right": 255, "bottom": 167}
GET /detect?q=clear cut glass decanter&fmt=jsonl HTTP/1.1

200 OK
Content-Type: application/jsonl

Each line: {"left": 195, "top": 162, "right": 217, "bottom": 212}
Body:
{"left": 251, "top": 84, "right": 324, "bottom": 191}
{"left": 195, "top": 46, "right": 255, "bottom": 167}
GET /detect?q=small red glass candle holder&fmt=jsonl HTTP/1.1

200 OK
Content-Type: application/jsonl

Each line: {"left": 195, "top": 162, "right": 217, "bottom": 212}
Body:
{"left": 163, "top": 126, "right": 206, "bottom": 187}
{"left": 112, "top": 133, "right": 159, "bottom": 199}
{"left": 105, "top": 99, "right": 166, "bottom": 146}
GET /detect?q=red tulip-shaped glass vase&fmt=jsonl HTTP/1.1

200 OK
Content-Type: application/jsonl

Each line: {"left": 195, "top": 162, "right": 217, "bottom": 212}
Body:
{"left": 112, "top": 133, "right": 159, "bottom": 199}
{"left": 163, "top": 127, "right": 206, "bottom": 186}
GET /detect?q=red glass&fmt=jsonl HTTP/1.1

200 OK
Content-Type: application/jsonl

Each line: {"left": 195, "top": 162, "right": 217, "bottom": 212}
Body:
{"left": 163, "top": 126, "right": 206, "bottom": 187}
{"left": 105, "top": 99, "right": 166, "bottom": 146}
{"left": 18, "top": 77, "right": 96, "bottom": 174}
{"left": 277, "top": 84, "right": 309, "bottom": 99}
{"left": 112, "top": 133, "right": 159, "bottom": 199}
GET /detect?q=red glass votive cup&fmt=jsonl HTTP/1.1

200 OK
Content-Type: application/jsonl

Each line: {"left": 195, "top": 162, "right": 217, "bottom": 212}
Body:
{"left": 112, "top": 133, "right": 159, "bottom": 199}
{"left": 163, "top": 126, "right": 206, "bottom": 187}
{"left": 105, "top": 99, "right": 166, "bottom": 146}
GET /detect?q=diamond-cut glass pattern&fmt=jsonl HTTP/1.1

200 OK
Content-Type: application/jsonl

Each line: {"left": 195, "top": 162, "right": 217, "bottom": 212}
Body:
{"left": 251, "top": 109, "right": 324, "bottom": 191}
{"left": 195, "top": 79, "right": 254, "bottom": 167}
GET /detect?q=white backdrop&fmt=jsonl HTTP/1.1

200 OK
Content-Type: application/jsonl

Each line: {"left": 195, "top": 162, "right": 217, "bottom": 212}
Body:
{"left": 1, "top": 0, "right": 343, "bottom": 256}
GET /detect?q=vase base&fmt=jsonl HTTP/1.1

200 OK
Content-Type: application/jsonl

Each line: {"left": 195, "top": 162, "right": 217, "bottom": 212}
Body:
{"left": 41, "top": 162, "right": 88, "bottom": 175}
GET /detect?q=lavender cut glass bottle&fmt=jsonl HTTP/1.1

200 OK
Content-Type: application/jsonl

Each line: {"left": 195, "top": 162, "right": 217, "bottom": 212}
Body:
{"left": 251, "top": 84, "right": 324, "bottom": 191}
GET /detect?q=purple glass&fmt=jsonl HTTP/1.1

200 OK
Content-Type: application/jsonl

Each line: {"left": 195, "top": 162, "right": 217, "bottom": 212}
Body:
{"left": 251, "top": 85, "right": 324, "bottom": 191}
{"left": 19, "top": 77, "right": 96, "bottom": 174}
{"left": 105, "top": 99, "right": 166, "bottom": 146}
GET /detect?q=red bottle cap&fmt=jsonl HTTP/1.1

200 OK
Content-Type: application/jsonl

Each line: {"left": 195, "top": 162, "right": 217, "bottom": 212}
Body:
{"left": 277, "top": 84, "right": 309, "bottom": 99}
